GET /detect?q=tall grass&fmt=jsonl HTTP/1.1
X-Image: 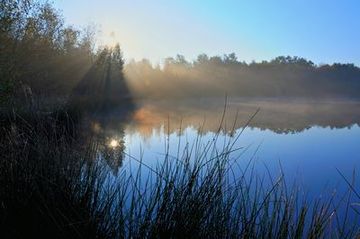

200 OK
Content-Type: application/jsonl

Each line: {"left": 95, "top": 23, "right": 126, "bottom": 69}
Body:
{"left": 0, "top": 109, "right": 359, "bottom": 238}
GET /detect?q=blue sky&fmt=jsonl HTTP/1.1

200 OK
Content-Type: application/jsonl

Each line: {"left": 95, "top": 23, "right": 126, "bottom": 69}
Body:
{"left": 54, "top": 0, "right": 360, "bottom": 65}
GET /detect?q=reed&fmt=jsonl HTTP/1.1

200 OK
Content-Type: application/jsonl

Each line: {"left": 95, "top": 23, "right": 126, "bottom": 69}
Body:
{"left": 0, "top": 109, "right": 359, "bottom": 238}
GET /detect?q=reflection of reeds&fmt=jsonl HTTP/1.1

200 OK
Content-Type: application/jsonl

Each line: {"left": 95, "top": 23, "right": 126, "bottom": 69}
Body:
{"left": 0, "top": 109, "right": 359, "bottom": 238}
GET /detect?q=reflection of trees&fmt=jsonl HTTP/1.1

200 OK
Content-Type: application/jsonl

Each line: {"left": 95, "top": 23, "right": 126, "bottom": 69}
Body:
{"left": 66, "top": 38, "right": 134, "bottom": 175}
{"left": 93, "top": 123, "right": 126, "bottom": 175}
{"left": 101, "top": 141, "right": 125, "bottom": 175}
{"left": 1, "top": 0, "right": 135, "bottom": 174}
{"left": 125, "top": 99, "right": 360, "bottom": 137}
{"left": 81, "top": 115, "right": 131, "bottom": 175}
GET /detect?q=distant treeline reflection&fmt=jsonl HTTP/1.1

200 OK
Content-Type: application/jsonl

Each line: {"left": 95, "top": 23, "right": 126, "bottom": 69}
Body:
{"left": 122, "top": 98, "right": 360, "bottom": 136}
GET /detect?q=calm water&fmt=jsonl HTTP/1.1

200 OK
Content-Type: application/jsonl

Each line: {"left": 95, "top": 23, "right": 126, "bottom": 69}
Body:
{"left": 89, "top": 98, "right": 360, "bottom": 201}
{"left": 125, "top": 124, "right": 360, "bottom": 193}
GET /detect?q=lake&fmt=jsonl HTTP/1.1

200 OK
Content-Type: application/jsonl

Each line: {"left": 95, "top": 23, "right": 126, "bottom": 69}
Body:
{"left": 88, "top": 97, "right": 360, "bottom": 209}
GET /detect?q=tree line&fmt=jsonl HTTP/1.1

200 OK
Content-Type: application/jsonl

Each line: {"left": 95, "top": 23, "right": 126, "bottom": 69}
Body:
{"left": 2, "top": 0, "right": 360, "bottom": 105}
{"left": 125, "top": 54, "right": 360, "bottom": 99}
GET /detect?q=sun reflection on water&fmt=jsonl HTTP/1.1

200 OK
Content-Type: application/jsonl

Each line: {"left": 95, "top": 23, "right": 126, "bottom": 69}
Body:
{"left": 109, "top": 139, "right": 119, "bottom": 148}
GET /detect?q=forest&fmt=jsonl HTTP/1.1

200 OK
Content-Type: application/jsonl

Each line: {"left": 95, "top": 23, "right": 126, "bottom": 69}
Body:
{"left": 125, "top": 54, "right": 360, "bottom": 99}
{"left": 2, "top": 1, "right": 360, "bottom": 109}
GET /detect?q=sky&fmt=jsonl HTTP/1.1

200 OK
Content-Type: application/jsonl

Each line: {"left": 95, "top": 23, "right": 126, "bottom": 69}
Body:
{"left": 53, "top": 0, "right": 360, "bottom": 65}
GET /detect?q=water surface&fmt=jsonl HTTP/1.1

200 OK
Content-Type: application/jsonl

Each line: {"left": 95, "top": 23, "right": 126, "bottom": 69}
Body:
{"left": 89, "top": 98, "right": 360, "bottom": 199}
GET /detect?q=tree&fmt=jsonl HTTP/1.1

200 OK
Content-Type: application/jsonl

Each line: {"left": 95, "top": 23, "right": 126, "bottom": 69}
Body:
{"left": 62, "top": 27, "right": 79, "bottom": 53}
{"left": 174, "top": 54, "right": 188, "bottom": 66}
{"left": 112, "top": 43, "right": 124, "bottom": 70}
{"left": 195, "top": 53, "right": 209, "bottom": 65}
{"left": 209, "top": 56, "right": 223, "bottom": 65}
{"left": 223, "top": 52, "right": 238, "bottom": 64}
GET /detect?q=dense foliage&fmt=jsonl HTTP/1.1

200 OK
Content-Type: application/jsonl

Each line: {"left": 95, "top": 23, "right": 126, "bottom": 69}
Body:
{"left": 0, "top": 0, "right": 127, "bottom": 109}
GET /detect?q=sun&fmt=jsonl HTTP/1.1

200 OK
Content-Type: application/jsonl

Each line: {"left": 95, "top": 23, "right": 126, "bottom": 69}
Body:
{"left": 103, "top": 31, "right": 118, "bottom": 48}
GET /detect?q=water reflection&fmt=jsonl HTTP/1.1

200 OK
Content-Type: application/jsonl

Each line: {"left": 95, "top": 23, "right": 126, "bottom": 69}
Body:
{"left": 122, "top": 99, "right": 360, "bottom": 208}
{"left": 109, "top": 139, "right": 120, "bottom": 148}
{"left": 101, "top": 139, "right": 124, "bottom": 175}
{"left": 82, "top": 98, "right": 360, "bottom": 177}
{"left": 125, "top": 98, "right": 360, "bottom": 137}
{"left": 75, "top": 97, "right": 360, "bottom": 228}
{"left": 82, "top": 114, "right": 131, "bottom": 175}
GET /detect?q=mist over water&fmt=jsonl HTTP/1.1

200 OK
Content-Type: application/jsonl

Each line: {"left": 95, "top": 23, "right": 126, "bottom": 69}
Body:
{"left": 88, "top": 96, "right": 360, "bottom": 190}
{"left": 2, "top": 0, "right": 360, "bottom": 236}
{"left": 125, "top": 98, "right": 360, "bottom": 135}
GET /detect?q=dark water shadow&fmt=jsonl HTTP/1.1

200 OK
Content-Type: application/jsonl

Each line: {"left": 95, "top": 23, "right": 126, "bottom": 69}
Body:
{"left": 66, "top": 47, "right": 135, "bottom": 174}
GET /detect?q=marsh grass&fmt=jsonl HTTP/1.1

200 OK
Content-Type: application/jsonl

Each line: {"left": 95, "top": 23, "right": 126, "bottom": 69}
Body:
{"left": 0, "top": 108, "right": 359, "bottom": 238}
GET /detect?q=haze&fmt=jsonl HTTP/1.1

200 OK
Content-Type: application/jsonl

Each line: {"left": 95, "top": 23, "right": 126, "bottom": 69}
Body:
{"left": 2, "top": 1, "right": 360, "bottom": 237}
